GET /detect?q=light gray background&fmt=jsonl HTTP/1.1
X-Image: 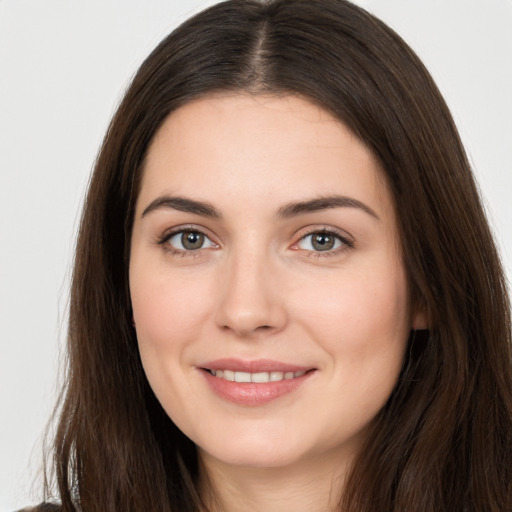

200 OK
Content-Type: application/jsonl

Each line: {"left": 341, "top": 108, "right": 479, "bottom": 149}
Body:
{"left": 1, "top": 0, "right": 511, "bottom": 509}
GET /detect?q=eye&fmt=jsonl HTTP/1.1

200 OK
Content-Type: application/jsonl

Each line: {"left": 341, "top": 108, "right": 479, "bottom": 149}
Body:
{"left": 296, "top": 231, "right": 349, "bottom": 252}
{"left": 166, "top": 230, "right": 216, "bottom": 251}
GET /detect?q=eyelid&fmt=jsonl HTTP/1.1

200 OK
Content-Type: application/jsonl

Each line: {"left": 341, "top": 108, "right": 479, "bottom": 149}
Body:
{"left": 169, "top": 231, "right": 216, "bottom": 251}
{"left": 156, "top": 224, "right": 219, "bottom": 253}
{"left": 290, "top": 226, "right": 354, "bottom": 255}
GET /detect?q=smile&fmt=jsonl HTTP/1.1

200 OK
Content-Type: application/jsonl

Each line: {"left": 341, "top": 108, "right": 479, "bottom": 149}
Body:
{"left": 200, "top": 360, "right": 316, "bottom": 405}
{"left": 208, "top": 369, "right": 307, "bottom": 383}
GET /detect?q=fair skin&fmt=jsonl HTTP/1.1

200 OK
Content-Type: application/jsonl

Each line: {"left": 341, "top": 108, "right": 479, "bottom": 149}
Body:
{"left": 130, "top": 94, "right": 424, "bottom": 512}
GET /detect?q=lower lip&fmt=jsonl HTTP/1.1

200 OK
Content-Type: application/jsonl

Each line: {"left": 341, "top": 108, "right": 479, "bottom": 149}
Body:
{"left": 201, "top": 369, "right": 314, "bottom": 406}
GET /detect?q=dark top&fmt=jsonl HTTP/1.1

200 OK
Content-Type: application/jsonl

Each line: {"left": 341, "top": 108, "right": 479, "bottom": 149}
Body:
{"left": 16, "top": 505, "right": 62, "bottom": 512}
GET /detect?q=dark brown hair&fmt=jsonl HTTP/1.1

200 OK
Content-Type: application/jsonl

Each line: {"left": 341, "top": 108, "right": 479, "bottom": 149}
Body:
{"left": 42, "top": 0, "right": 512, "bottom": 510}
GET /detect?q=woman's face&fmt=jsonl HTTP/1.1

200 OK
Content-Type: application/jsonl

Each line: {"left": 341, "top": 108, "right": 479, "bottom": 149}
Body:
{"left": 130, "top": 94, "right": 422, "bottom": 472}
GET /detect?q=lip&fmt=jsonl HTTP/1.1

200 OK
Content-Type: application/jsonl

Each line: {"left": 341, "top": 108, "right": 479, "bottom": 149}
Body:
{"left": 198, "top": 358, "right": 316, "bottom": 406}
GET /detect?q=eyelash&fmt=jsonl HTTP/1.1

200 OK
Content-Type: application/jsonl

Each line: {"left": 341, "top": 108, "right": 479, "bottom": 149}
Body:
{"left": 156, "top": 226, "right": 354, "bottom": 258}
{"left": 294, "top": 228, "right": 354, "bottom": 259}
{"left": 156, "top": 226, "right": 217, "bottom": 257}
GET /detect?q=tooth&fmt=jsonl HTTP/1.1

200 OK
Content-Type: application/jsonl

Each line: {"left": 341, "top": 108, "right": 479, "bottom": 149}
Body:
{"left": 270, "top": 371, "right": 284, "bottom": 381}
{"left": 234, "top": 371, "right": 251, "bottom": 383}
{"left": 251, "top": 372, "right": 270, "bottom": 383}
{"left": 223, "top": 370, "right": 235, "bottom": 381}
{"left": 212, "top": 369, "right": 307, "bottom": 383}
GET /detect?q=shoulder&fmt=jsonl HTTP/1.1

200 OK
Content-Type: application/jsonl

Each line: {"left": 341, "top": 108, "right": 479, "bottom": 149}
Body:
{"left": 16, "top": 504, "right": 62, "bottom": 512}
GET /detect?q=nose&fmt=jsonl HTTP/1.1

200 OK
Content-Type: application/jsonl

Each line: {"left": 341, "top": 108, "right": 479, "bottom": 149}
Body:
{"left": 214, "top": 247, "right": 287, "bottom": 338}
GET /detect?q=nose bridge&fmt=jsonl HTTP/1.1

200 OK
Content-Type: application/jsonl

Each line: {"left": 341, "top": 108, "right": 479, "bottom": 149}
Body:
{"left": 215, "top": 239, "right": 286, "bottom": 337}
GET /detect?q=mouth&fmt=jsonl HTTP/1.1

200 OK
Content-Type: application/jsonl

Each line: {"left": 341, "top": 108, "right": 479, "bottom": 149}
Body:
{"left": 198, "top": 359, "right": 317, "bottom": 405}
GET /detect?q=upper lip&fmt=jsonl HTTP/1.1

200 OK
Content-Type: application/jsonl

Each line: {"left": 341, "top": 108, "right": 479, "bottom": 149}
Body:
{"left": 199, "top": 358, "right": 314, "bottom": 373}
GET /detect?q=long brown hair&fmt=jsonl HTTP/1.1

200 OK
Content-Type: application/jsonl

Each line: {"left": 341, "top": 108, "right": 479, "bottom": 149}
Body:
{"left": 43, "top": 0, "right": 512, "bottom": 510}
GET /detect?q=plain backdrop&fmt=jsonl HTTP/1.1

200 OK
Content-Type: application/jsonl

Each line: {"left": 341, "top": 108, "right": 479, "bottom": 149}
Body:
{"left": 1, "top": 0, "right": 511, "bottom": 509}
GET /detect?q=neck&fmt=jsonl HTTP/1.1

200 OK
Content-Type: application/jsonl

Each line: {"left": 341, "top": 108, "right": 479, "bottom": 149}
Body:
{"left": 198, "top": 449, "right": 352, "bottom": 512}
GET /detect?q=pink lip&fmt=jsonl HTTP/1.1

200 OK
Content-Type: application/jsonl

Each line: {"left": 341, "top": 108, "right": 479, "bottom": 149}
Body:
{"left": 198, "top": 359, "right": 316, "bottom": 406}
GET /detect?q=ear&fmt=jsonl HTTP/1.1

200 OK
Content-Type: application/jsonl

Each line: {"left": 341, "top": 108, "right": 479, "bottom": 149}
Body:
{"left": 412, "top": 307, "right": 429, "bottom": 330}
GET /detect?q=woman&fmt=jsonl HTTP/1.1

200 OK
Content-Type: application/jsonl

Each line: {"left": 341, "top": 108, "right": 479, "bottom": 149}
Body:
{"left": 28, "top": 0, "right": 512, "bottom": 510}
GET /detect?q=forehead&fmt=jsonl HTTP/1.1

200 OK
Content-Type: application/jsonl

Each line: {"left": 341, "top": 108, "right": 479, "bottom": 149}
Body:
{"left": 138, "top": 93, "right": 392, "bottom": 218}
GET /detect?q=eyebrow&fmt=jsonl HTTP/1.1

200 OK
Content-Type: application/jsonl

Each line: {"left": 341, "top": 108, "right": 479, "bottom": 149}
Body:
{"left": 141, "top": 194, "right": 379, "bottom": 220}
{"left": 277, "top": 195, "right": 379, "bottom": 220}
{"left": 141, "top": 196, "right": 222, "bottom": 218}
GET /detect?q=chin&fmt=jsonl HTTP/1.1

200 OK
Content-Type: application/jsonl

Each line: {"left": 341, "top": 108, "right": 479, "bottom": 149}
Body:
{"left": 202, "top": 447, "right": 304, "bottom": 469}
{"left": 196, "top": 431, "right": 309, "bottom": 469}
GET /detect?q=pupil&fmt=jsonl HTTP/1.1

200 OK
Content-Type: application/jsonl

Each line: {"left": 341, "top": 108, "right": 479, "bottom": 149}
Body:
{"left": 313, "top": 233, "right": 334, "bottom": 251}
{"left": 182, "top": 231, "right": 204, "bottom": 250}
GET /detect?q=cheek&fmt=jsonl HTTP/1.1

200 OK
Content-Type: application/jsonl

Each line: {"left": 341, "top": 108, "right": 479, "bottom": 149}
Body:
{"left": 295, "top": 257, "right": 410, "bottom": 371}
{"left": 304, "top": 262, "right": 407, "bottom": 319}
{"left": 295, "top": 263, "right": 410, "bottom": 430}
{"left": 130, "top": 262, "right": 214, "bottom": 357}
{"left": 129, "top": 264, "right": 215, "bottom": 424}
